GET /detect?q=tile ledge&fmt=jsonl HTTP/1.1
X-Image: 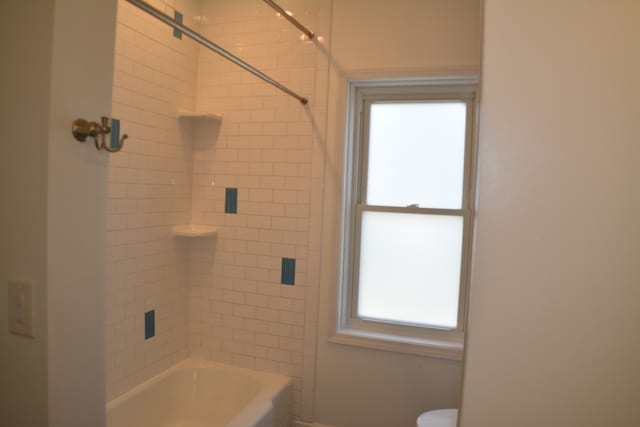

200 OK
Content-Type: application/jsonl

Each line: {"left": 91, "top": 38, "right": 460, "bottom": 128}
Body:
{"left": 171, "top": 224, "right": 218, "bottom": 237}
{"left": 177, "top": 109, "right": 223, "bottom": 121}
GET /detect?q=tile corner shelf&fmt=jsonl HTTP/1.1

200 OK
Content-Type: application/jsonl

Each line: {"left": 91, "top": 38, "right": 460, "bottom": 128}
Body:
{"left": 172, "top": 225, "right": 218, "bottom": 238}
{"left": 177, "top": 110, "right": 223, "bottom": 122}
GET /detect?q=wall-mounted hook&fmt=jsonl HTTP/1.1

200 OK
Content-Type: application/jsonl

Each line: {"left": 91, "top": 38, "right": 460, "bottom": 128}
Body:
{"left": 103, "top": 118, "right": 127, "bottom": 153}
{"left": 71, "top": 116, "right": 127, "bottom": 153}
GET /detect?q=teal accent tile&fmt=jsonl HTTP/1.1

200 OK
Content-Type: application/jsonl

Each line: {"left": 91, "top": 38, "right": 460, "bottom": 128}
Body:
{"left": 173, "top": 11, "right": 183, "bottom": 39}
{"left": 281, "top": 258, "right": 295, "bottom": 285}
{"left": 144, "top": 310, "right": 155, "bottom": 339}
{"left": 110, "top": 118, "right": 120, "bottom": 150}
{"left": 225, "top": 188, "right": 238, "bottom": 214}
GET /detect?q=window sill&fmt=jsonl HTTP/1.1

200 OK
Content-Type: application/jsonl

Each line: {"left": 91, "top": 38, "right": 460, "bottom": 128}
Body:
{"left": 329, "top": 327, "right": 463, "bottom": 361}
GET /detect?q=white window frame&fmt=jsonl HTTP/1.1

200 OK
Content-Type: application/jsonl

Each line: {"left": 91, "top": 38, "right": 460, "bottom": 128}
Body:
{"left": 330, "top": 77, "right": 478, "bottom": 360}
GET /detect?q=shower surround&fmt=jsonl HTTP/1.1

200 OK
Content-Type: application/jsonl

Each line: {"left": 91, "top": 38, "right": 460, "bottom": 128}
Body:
{"left": 106, "top": 0, "right": 328, "bottom": 420}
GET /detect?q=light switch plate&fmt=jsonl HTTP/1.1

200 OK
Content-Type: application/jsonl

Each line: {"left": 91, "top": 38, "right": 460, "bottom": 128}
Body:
{"left": 8, "top": 280, "right": 35, "bottom": 338}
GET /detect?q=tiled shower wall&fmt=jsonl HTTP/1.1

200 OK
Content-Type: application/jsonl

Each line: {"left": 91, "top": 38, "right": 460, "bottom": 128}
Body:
{"left": 187, "top": 0, "right": 326, "bottom": 419}
{"left": 105, "top": 0, "right": 202, "bottom": 399}
{"left": 105, "top": 0, "right": 329, "bottom": 419}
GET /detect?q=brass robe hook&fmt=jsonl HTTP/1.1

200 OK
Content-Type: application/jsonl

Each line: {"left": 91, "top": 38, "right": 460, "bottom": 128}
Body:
{"left": 72, "top": 116, "right": 128, "bottom": 152}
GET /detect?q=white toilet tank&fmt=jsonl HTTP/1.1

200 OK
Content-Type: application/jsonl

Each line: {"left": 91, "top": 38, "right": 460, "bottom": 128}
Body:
{"left": 416, "top": 409, "right": 458, "bottom": 427}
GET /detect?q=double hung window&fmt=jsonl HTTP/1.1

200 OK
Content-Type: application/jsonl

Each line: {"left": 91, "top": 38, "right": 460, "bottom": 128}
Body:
{"left": 334, "top": 78, "right": 477, "bottom": 358}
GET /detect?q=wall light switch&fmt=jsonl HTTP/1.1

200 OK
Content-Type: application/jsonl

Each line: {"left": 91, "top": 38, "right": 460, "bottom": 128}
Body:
{"left": 8, "top": 280, "right": 35, "bottom": 338}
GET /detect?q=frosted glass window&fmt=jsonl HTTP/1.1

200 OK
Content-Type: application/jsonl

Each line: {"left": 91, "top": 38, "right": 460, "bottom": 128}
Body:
{"left": 357, "top": 211, "right": 463, "bottom": 329}
{"left": 367, "top": 102, "right": 467, "bottom": 209}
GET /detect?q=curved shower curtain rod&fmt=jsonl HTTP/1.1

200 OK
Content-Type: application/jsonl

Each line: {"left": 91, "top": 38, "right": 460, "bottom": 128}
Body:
{"left": 125, "top": 0, "right": 309, "bottom": 105}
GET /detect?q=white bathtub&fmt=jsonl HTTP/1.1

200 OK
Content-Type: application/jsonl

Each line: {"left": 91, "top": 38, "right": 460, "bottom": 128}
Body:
{"left": 107, "top": 359, "right": 291, "bottom": 427}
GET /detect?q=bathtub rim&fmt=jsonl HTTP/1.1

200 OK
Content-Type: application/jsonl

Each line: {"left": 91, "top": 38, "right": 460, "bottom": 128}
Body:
{"left": 106, "top": 358, "right": 292, "bottom": 427}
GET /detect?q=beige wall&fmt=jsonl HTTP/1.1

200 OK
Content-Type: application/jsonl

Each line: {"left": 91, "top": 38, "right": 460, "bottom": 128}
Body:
{"left": 0, "top": 1, "right": 53, "bottom": 425}
{"left": 330, "top": 0, "right": 481, "bottom": 73}
{"left": 1, "top": 1, "right": 116, "bottom": 426}
{"left": 460, "top": 1, "right": 640, "bottom": 426}
{"left": 314, "top": 1, "right": 482, "bottom": 427}
{"left": 47, "top": 1, "right": 116, "bottom": 426}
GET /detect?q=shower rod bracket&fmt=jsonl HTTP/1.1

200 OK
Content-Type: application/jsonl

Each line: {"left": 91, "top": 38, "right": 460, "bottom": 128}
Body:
{"left": 262, "top": 0, "right": 315, "bottom": 40}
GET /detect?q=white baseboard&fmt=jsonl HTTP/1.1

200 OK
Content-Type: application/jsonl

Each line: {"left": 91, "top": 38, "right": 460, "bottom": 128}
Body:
{"left": 292, "top": 420, "right": 334, "bottom": 427}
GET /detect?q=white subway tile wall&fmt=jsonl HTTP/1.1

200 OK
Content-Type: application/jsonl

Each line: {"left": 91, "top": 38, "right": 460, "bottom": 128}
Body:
{"left": 106, "top": 0, "right": 202, "bottom": 400}
{"left": 106, "top": 0, "right": 328, "bottom": 420}
{"left": 189, "top": 0, "right": 322, "bottom": 418}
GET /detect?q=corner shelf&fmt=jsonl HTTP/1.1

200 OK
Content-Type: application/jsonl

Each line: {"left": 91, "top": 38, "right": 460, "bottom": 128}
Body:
{"left": 177, "top": 110, "right": 223, "bottom": 122}
{"left": 173, "top": 110, "right": 221, "bottom": 238}
{"left": 172, "top": 224, "right": 218, "bottom": 238}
